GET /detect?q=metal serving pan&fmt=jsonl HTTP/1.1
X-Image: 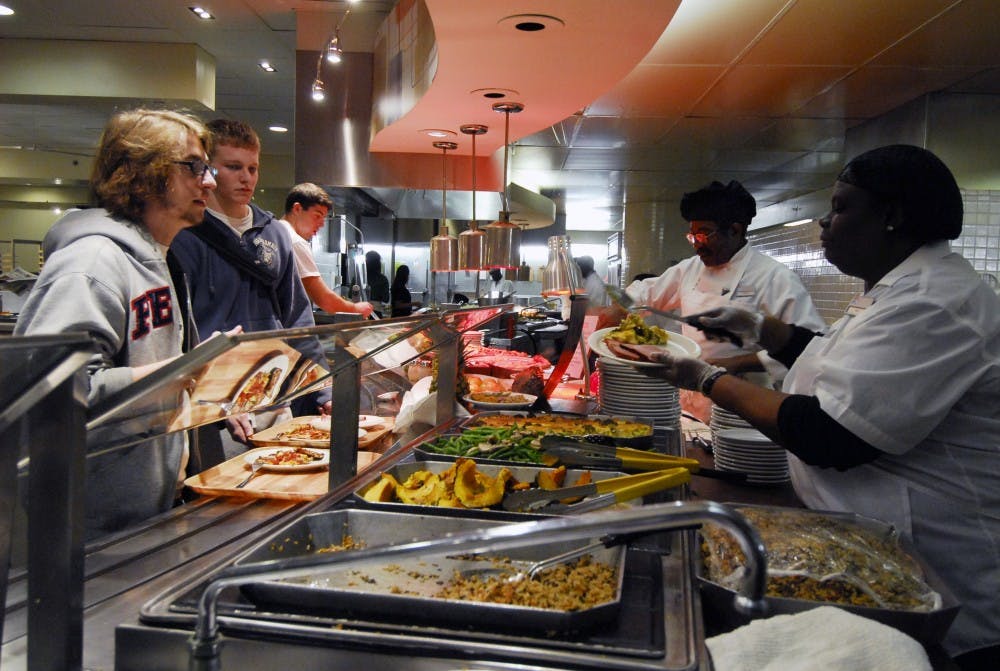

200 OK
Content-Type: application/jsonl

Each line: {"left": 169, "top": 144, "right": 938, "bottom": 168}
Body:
{"left": 236, "top": 508, "right": 627, "bottom": 632}
{"left": 697, "top": 504, "right": 961, "bottom": 644}
{"left": 458, "top": 411, "right": 656, "bottom": 448}
{"left": 353, "top": 460, "right": 631, "bottom": 515}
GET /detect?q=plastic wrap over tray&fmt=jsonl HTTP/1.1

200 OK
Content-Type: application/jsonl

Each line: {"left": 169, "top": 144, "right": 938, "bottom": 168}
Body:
{"left": 236, "top": 508, "right": 627, "bottom": 632}
{"left": 697, "top": 504, "right": 960, "bottom": 643}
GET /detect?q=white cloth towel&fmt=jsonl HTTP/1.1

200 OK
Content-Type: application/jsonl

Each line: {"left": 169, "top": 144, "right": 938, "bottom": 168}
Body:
{"left": 705, "top": 606, "right": 931, "bottom": 671}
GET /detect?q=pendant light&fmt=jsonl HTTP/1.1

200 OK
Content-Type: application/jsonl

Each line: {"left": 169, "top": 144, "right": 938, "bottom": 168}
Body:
{"left": 429, "top": 141, "right": 459, "bottom": 272}
{"left": 483, "top": 101, "right": 524, "bottom": 269}
{"left": 458, "top": 124, "right": 488, "bottom": 271}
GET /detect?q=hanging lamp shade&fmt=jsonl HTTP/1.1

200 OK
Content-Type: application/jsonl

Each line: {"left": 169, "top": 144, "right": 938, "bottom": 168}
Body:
{"left": 458, "top": 124, "right": 488, "bottom": 270}
{"left": 483, "top": 102, "right": 524, "bottom": 269}
{"left": 430, "top": 141, "right": 459, "bottom": 272}
{"left": 541, "top": 235, "right": 584, "bottom": 296}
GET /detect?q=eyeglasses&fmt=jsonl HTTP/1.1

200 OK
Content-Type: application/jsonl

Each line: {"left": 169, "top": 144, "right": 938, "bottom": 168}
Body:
{"left": 174, "top": 158, "right": 218, "bottom": 180}
{"left": 686, "top": 230, "right": 720, "bottom": 246}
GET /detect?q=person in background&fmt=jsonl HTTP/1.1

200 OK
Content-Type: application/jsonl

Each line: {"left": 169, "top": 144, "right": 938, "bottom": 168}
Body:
{"left": 575, "top": 255, "right": 609, "bottom": 307}
{"left": 632, "top": 272, "right": 658, "bottom": 282}
{"left": 618, "top": 145, "right": 999, "bottom": 669}
{"left": 483, "top": 268, "right": 514, "bottom": 300}
{"left": 278, "top": 182, "right": 373, "bottom": 318}
{"left": 14, "top": 108, "right": 217, "bottom": 539}
{"left": 600, "top": 179, "right": 825, "bottom": 422}
{"left": 390, "top": 264, "right": 420, "bottom": 317}
{"left": 169, "top": 119, "right": 330, "bottom": 451}
{"left": 365, "top": 250, "right": 391, "bottom": 316}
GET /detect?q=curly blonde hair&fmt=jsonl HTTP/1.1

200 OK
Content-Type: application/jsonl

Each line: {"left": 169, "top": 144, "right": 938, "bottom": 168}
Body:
{"left": 90, "top": 109, "right": 212, "bottom": 223}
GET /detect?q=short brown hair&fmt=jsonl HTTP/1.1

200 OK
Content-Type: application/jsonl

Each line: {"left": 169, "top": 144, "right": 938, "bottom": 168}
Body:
{"left": 207, "top": 118, "right": 260, "bottom": 151}
{"left": 90, "top": 108, "right": 212, "bottom": 223}
{"left": 284, "top": 182, "right": 333, "bottom": 215}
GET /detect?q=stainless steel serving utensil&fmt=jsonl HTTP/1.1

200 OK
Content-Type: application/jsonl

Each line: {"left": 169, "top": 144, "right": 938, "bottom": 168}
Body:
{"left": 456, "top": 538, "right": 609, "bottom": 583}
{"left": 605, "top": 284, "right": 743, "bottom": 346}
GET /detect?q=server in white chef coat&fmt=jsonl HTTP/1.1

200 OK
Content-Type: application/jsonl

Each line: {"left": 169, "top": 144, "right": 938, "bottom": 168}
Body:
{"left": 483, "top": 268, "right": 515, "bottom": 300}
{"left": 606, "top": 179, "right": 825, "bottom": 421}
{"left": 626, "top": 145, "right": 1000, "bottom": 670}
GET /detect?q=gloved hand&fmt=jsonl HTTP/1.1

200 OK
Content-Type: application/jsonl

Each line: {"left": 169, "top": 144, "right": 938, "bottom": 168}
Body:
{"left": 687, "top": 306, "right": 764, "bottom": 347}
{"left": 643, "top": 351, "right": 726, "bottom": 393}
{"left": 606, "top": 341, "right": 726, "bottom": 393}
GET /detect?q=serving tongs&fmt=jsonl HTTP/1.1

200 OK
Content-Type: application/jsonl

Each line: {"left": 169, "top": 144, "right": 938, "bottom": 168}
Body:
{"left": 501, "top": 468, "right": 691, "bottom": 512}
{"left": 605, "top": 284, "right": 743, "bottom": 346}
{"left": 539, "top": 435, "right": 748, "bottom": 483}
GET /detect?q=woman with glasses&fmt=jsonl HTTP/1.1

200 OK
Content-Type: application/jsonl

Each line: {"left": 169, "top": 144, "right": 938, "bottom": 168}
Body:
{"left": 603, "top": 179, "right": 825, "bottom": 421}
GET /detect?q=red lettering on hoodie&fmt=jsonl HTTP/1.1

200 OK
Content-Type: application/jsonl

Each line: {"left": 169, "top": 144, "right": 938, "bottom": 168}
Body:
{"left": 131, "top": 286, "right": 174, "bottom": 340}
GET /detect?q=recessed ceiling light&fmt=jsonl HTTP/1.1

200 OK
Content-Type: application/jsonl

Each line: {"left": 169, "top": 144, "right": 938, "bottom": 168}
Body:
{"left": 471, "top": 88, "right": 519, "bottom": 100}
{"left": 258, "top": 61, "right": 276, "bottom": 72}
{"left": 54, "top": 177, "right": 62, "bottom": 185}
{"left": 0, "top": 5, "right": 15, "bottom": 17}
{"left": 783, "top": 218, "right": 814, "bottom": 227}
{"left": 188, "top": 6, "right": 214, "bottom": 20}
{"left": 419, "top": 129, "right": 456, "bottom": 138}
{"left": 499, "top": 14, "right": 564, "bottom": 32}
{"left": 268, "top": 125, "right": 288, "bottom": 133}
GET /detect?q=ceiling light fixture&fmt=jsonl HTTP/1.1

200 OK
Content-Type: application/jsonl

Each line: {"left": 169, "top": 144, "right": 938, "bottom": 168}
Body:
{"left": 429, "top": 141, "right": 459, "bottom": 273}
{"left": 258, "top": 61, "right": 276, "bottom": 72}
{"left": 420, "top": 129, "right": 456, "bottom": 138}
{"left": 483, "top": 101, "right": 524, "bottom": 269}
{"left": 0, "top": 5, "right": 15, "bottom": 16}
{"left": 782, "top": 218, "right": 814, "bottom": 227}
{"left": 188, "top": 6, "right": 214, "bottom": 20}
{"left": 268, "top": 124, "right": 288, "bottom": 133}
{"left": 458, "top": 124, "right": 488, "bottom": 286}
{"left": 311, "top": 8, "right": 351, "bottom": 103}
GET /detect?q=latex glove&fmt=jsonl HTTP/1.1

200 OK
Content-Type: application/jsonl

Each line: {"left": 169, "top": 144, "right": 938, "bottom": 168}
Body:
{"left": 605, "top": 341, "right": 725, "bottom": 393}
{"left": 687, "top": 306, "right": 764, "bottom": 346}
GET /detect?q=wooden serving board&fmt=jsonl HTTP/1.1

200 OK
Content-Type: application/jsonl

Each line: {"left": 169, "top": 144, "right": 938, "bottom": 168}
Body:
{"left": 249, "top": 415, "right": 395, "bottom": 452}
{"left": 184, "top": 449, "right": 380, "bottom": 501}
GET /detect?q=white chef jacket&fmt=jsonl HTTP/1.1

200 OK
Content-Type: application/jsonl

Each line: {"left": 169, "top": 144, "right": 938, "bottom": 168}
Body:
{"left": 783, "top": 241, "right": 1000, "bottom": 656}
{"left": 485, "top": 278, "right": 515, "bottom": 298}
{"left": 628, "top": 243, "right": 825, "bottom": 369}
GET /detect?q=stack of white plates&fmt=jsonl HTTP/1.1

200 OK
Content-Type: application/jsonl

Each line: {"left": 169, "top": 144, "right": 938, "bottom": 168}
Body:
{"left": 710, "top": 405, "right": 752, "bottom": 443}
{"left": 713, "top": 427, "right": 789, "bottom": 485}
{"left": 596, "top": 358, "right": 680, "bottom": 427}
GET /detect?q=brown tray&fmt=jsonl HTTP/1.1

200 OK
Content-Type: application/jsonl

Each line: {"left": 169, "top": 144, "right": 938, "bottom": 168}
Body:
{"left": 184, "top": 447, "right": 381, "bottom": 501}
{"left": 249, "top": 415, "right": 394, "bottom": 452}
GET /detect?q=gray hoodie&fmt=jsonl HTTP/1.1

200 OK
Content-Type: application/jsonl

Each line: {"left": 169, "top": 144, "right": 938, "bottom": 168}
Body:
{"left": 15, "top": 208, "right": 185, "bottom": 538}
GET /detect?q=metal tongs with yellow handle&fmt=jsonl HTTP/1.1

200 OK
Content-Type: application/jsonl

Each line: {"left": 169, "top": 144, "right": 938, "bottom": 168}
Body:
{"left": 539, "top": 435, "right": 748, "bottom": 483}
{"left": 501, "top": 468, "right": 691, "bottom": 512}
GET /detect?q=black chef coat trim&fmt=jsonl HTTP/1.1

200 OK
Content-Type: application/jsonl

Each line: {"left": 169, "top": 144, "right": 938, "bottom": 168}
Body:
{"left": 777, "top": 395, "right": 881, "bottom": 470}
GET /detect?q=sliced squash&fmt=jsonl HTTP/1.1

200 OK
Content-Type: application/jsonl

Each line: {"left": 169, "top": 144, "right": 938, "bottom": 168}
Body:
{"left": 536, "top": 465, "right": 567, "bottom": 490}
{"left": 395, "top": 471, "right": 443, "bottom": 505}
{"left": 560, "top": 470, "right": 593, "bottom": 504}
{"left": 362, "top": 474, "right": 398, "bottom": 502}
{"left": 453, "top": 459, "right": 512, "bottom": 508}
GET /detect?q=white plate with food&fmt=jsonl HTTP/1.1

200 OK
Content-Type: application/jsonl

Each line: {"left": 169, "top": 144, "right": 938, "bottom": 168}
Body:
{"left": 230, "top": 353, "right": 291, "bottom": 413}
{"left": 462, "top": 391, "right": 538, "bottom": 409}
{"left": 308, "top": 415, "right": 377, "bottom": 435}
{"left": 588, "top": 327, "right": 701, "bottom": 367}
{"left": 244, "top": 447, "right": 329, "bottom": 472}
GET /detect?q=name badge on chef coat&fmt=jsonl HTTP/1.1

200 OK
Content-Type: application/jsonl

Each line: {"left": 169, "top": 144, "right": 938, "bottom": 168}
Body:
{"left": 845, "top": 295, "right": 874, "bottom": 316}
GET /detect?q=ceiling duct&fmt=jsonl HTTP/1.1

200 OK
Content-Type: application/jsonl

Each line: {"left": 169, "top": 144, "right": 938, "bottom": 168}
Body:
{"left": 361, "top": 182, "right": 554, "bottom": 229}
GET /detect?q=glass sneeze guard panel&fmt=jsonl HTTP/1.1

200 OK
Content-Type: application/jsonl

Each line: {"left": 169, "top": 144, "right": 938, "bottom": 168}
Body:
{"left": 85, "top": 307, "right": 506, "bottom": 454}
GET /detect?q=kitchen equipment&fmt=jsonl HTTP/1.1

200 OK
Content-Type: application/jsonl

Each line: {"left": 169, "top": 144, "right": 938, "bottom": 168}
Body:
{"left": 605, "top": 284, "right": 742, "bottom": 346}
{"left": 236, "top": 508, "right": 630, "bottom": 633}
{"left": 539, "top": 436, "right": 749, "bottom": 483}
{"left": 501, "top": 468, "right": 691, "bottom": 512}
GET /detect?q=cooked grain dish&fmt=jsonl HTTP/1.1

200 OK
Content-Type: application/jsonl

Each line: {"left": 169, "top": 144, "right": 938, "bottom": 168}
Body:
{"left": 436, "top": 555, "right": 616, "bottom": 610}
